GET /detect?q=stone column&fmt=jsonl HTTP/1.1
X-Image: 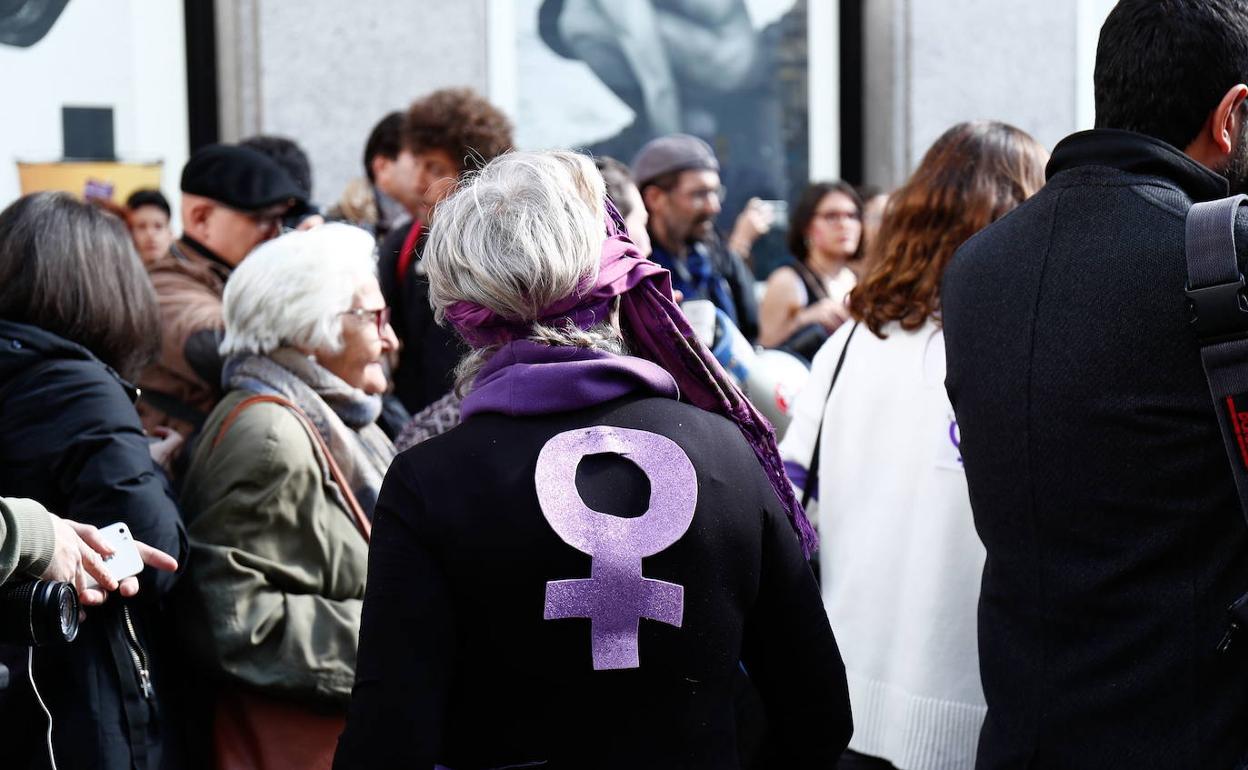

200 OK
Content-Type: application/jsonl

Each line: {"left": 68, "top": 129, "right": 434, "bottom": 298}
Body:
{"left": 861, "top": 0, "right": 1114, "bottom": 188}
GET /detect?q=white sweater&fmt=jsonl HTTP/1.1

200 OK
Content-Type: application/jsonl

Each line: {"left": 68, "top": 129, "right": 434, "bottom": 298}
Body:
{"left": 779, "top": 319, "right": 986, "bottom": 770}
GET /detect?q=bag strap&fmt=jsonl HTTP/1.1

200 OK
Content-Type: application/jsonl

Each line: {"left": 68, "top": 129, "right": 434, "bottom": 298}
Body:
{"left": 212, "top": 394, "right": 372, "bottom": 542}
{"left": 1184, "top": 195, "right": 1248, "bottom": 523}
{"left": 801, "top": 321, "right": 859, "bottom": 509}
{"left": 1184, "top": 195, "right": 1248, "bottom": 649}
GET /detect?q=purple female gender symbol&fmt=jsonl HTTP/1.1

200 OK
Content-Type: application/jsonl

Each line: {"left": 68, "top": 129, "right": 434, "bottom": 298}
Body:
{"left": 535, "top": 426, "right": 698, "bottom": 670}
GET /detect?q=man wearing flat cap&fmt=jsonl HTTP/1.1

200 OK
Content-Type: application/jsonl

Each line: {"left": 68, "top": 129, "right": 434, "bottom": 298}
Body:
{"left": 633, "top": 133, "right": 759, "bottom": 340}
{"left": 137, "top": 143, "right": 306, "bottom": 454}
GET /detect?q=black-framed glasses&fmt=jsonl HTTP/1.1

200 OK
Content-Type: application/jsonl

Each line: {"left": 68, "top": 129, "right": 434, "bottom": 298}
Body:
{"left": 341, "top": 306, "right": 392, "bottom": 334}
{"left": 223, "top": 203, "right": 290, "bottom": 237}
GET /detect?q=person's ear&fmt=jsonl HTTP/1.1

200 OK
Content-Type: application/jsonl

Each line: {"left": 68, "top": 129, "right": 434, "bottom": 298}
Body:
{"left": 370, "top": 155, "right": 391, "bottom": 186}
{"left": 1211, "top": 84, "right": 1248, "bottom": 156}
{"left": 181, "top": 197, "right": 214, "bottom": 239}
{"left": 641, "top": 184, "right": 666, "bottom": 213}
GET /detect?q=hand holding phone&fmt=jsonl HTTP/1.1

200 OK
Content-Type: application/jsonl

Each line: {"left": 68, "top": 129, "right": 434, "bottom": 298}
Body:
{"left": 82, "top": 523, "right": 144, "bottom": 590}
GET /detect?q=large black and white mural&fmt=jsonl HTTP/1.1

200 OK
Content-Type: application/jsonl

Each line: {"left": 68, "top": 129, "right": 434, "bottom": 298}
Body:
{"left": 0, "top": 0, "right": 68, "bottom": 48}
{"left": 515, "top": 0, "right": 810, "bottom": 269}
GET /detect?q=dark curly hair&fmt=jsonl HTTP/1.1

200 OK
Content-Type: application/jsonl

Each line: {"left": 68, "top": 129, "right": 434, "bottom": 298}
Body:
{"left": 848, "top": 121, "right": 1047, "bottom": 338}
{"left": 402, "top": 88, "right": 514, "bottom": 172}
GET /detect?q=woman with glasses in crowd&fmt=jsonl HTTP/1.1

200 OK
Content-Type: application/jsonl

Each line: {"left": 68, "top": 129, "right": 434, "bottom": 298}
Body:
{"left": 178, "top": 224, "right": 397, "bottom": 768}
{"left": 780, "top": 121, "right": 1048, "bottom": 770}
{"left": 757, "top": 181, "right": 864, "bottom": 361}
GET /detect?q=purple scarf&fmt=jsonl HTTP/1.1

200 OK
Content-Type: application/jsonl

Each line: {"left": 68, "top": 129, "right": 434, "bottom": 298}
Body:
{"left": 445, "top": 203, "right": 819, "bottom": 557}
{"left": 461, "top": 340, "right": 678, "bottom": 419}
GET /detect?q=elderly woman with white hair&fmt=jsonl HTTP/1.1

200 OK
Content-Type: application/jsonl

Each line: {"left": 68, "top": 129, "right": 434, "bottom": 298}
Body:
{"left": 333, "top": 151, "right": 851, "bottom": 770}
{"left": 178, "top": 223, "right": 397, "bottom": 768}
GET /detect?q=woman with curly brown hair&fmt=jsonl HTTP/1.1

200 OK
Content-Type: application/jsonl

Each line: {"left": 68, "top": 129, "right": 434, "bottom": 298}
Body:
{"left": 779, "top": 121, "right": 1048, "bottom": 770}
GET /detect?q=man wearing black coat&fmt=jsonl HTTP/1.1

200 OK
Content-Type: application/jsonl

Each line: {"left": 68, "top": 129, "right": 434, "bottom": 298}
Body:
{"left": 942, "top": 2, "right": 1248, "bottom": 767}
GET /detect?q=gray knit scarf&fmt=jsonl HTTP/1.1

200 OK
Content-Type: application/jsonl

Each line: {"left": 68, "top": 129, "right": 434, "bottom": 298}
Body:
{"left": 223, "top": 348, "right": 396, "bottom": 515}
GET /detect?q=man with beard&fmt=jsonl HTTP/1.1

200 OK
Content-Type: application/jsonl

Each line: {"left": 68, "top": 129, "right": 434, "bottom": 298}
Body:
{"left": 941, "top": 1, "right": 1248, "bottom": 767}
{"left": 634, "top": 134, "right": 759, "bottom": 340}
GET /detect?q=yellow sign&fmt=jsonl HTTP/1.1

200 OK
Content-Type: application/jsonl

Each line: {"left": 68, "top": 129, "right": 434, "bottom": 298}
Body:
{"left": 17, "top": 161, "right": 163, "bottom": 202}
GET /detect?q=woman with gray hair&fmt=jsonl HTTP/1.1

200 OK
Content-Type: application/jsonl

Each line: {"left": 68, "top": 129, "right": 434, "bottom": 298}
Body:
{"left": 179, "top": 223, "right": 396, "bottom": 768}
{"left": 334, "top": 151, "right": 850, "bottom": 769}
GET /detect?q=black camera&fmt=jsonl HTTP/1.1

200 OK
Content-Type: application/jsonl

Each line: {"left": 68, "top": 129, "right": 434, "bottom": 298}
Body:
{"left": 0, "top": 580, "right": 80, "bottom": 645}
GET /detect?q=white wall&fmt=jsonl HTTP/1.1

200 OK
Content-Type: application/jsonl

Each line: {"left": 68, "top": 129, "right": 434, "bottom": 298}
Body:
{"left": 0, "top": 0, "right": 189, "bottom": 224}
{"left": 216, "top": 0, "right": 490, "bottom": 209}
{"left": 863, "top": 0, "right": 1115, "bottom": 187}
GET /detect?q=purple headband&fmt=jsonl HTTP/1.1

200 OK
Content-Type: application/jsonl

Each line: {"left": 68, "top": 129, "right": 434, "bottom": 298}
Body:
{"left": 444, "top": 201, "right": 819, "bottom": 557}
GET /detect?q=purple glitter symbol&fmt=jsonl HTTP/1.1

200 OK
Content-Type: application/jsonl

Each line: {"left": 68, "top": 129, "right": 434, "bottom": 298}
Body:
{"left": 535, "top": 426, "right": 698, "bottom": 670}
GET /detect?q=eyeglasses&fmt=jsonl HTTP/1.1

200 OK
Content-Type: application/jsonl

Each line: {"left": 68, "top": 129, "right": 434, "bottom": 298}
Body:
{"left": 224, "top": 204, "right": 290, "bottom": 237}
{"left": 341, "top": 306, "right": 392, "bottom": 334}
{"left": 679, "top": 185, "right": 727, "bottom": 205}
{"left": 813, "top": 211, "right": 861, "bottom": 224}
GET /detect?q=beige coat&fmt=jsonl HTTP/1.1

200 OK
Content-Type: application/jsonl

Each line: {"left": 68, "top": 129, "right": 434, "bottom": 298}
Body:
{"left": 137, "top": 238, "right": 230, "bottom": 438}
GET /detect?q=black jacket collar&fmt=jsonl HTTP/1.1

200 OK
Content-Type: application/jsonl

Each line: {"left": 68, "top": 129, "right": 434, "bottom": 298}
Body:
{"left": 177, "top": 235, "right": 234, "bottom": 275}
{"left": 1047, "top": 129, "right": 1229, "bottom": 202}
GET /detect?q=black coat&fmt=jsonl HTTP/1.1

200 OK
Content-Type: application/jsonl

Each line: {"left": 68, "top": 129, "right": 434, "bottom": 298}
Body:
{"left": 334, "top": 396, "right": 851, "bottom": 769}
{"left": 0, "top": 319, "right": 189, "bottom": 769}
{"left": 378, "top": 222, "right": 465, "bottom": 413}
{"left": 943, "top": 130, "right": 1248, "bottom": 768}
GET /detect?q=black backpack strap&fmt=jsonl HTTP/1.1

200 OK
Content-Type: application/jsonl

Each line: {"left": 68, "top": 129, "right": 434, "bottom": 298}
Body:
{"left": 1184, "top": 194, "right": 1248, "bottom": 649}
{"left": 801, "top": 321, "right": 859, "bottom": 510}
{"left": 1185, "top": 194, "right": 1248, "bottom": 517}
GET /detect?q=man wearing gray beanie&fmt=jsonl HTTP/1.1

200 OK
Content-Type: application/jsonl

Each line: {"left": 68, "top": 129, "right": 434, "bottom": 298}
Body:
{"left": 632, "top": 134, "right": 759, "bottom": 340}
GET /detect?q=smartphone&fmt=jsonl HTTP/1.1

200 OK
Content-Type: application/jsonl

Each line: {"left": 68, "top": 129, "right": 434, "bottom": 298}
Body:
{"left": 757, "top": 199, "right": 790, "bottom": 227}
{"left": 82, "top": 522, "right": 144, "bottom": 589}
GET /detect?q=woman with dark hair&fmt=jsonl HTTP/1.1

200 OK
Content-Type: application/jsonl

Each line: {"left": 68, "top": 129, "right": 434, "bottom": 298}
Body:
{"left": 757, "top": 181, "right": 863, "bottom": 357}
{"left": 779, "top": 122, "right": 1048, "bottom": 770}
{"left": 0, "top": 192, "right": 187, "bottom": 769}
{"left": 335, "top": 150, "right": 851, "bottom": 769}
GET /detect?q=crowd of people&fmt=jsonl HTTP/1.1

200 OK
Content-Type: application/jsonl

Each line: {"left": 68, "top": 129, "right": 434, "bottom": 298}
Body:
{"left": 2, "top": 1, "right": 1248, "bottom": 768}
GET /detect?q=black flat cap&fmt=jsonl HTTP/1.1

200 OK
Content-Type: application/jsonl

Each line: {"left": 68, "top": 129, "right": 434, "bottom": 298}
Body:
{"left": 180, "top": 143, "right": 307, "bottom": 212}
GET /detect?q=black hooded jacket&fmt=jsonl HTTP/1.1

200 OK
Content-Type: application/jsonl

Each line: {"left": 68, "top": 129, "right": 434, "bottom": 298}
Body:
{"left": 0, "top": 319, "right": 188, "bottom": 769}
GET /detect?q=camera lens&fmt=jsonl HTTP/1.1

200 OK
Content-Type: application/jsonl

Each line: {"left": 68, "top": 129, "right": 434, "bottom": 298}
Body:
{"left": 0, "top": 580, "right": 80, "bottom": 646}
{"left": 56, "top": 583, "right": 78, "bottom": 641}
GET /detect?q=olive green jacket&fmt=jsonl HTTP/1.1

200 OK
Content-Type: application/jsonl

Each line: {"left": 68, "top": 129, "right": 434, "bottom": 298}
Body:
{"left": 179, "top": 390, "right": 369, "bottom": 706}
{"left": 0, "top": 496, "right": 55, "bottom": 585}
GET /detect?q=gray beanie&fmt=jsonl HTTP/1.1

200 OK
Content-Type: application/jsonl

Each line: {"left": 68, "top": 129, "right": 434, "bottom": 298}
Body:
{"left": 631, "top": 134, "right": 720, "bottom": 188}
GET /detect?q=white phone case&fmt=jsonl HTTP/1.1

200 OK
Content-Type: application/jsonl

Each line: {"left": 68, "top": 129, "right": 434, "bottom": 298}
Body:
{"left": 82, "top": 522, "right": 144, "bottom": 589}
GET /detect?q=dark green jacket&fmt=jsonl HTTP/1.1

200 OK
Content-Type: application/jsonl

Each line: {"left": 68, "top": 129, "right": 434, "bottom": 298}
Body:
{"left": 180, "top": 390, "right": 369, "bottom": 706}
